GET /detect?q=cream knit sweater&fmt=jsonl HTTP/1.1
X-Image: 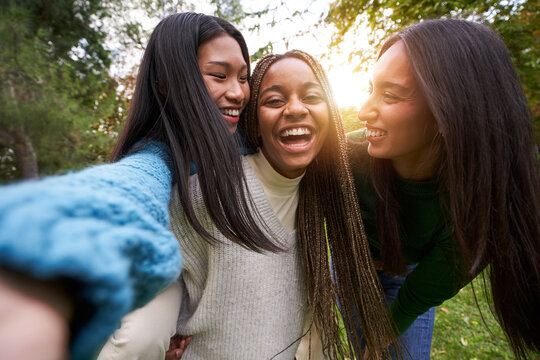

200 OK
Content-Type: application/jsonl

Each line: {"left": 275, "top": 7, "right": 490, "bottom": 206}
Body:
{"left": 169, "top": 154, "right": 307, "bottom": 359}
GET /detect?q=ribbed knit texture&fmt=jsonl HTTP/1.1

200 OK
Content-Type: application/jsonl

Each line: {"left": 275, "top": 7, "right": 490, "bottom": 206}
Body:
{"left": 0, "top": 142, "right": 182, "bottom": 360}
{"left": 170, "top": 156, "right": 307, "bottom": 359}
{"left": 245, "top": 151, "right": 303, "bottom": 232}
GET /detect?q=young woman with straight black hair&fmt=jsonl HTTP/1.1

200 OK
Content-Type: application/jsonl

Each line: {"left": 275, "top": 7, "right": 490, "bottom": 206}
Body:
{"left": 111, "top": 12, "right": 278, "bottom": 253}
{"left": 348, "top": 18, "right": 540, "bottom": 359}
{"left": 0, "top": 12, "right": 277, "bottom": 360}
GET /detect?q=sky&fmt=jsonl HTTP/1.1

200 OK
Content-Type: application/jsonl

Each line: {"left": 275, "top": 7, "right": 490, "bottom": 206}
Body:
{"left": 214, "top": 0, "right": 373, "bottom": 108}
{"left": 110, "top": 0, "right": 373, "bottom": 108}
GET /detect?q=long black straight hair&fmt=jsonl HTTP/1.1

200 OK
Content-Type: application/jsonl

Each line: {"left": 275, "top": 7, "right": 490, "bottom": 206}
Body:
{"left": 370, "top": 19, "right": 540, "bottom": 358}
{"left": 111, "top": 13, "right": 279, "bottom": 253}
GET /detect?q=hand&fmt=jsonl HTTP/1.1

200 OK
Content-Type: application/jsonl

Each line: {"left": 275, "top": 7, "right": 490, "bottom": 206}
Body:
{"left": 165, "top": 334, "right": 192, "bottom": 360}
{"left": 0, "top": 270, "right": 74, "bottom": 360}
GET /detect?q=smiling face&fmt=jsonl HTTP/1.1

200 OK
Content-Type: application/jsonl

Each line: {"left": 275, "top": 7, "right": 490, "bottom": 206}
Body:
{"left": 257, "top": 57, "right": 330, "bottom": 178}
{"left": 197, "top": 34, "right": 250, "bottom": 134}
{"left": 358, "top": 41, "right": 439, "bottom": 179}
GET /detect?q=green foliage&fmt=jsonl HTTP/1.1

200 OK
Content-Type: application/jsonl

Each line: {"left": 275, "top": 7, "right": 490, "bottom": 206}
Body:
{"left": 0, "top": 1, "right": 122, "bottom": 181}
{"left": 325, "top": 0, "right": 540, "bottom": 143}
{"left": 339, "top": 106, "right": 362, "bottom": 133}
{"left": 211, "top": 0, "right": 245, "bottom": 24}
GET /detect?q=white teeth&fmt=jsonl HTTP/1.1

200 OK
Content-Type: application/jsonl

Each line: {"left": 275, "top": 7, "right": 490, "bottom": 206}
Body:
{"left": 221, "top": 109, "right": 240, "bottom": 116}
{"left": 367, "top": 129, "right": 387, "bottom": 137}
{"left": 286, "top": 141, "right": 309, "bottom": 147}
{"left": 280, "top": 128, "right": 312, "bottom": 137}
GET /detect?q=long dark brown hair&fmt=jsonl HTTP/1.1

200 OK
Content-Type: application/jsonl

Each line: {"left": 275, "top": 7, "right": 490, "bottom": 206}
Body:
{"left": 111, "top": 13, "right": 279, "bottom": 253}
{"left": 242, "top": 50, "right": 399, "bottom": 359}
{"left": 370, "top": 19, "right": 540, "bottom": 358}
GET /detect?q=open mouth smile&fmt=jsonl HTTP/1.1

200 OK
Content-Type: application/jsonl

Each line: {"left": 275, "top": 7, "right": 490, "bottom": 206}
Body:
{"left": 220, "top": 108, "right": 241, "bottom": 124}
{"left": 278, "top": 127, "right": 315, "bottom": 150}
{"left": 366, "top": 128, "right": 387, "bottom": 137}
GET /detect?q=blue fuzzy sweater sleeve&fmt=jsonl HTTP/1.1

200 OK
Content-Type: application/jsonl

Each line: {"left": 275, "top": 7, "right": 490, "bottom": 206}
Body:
{"left": 0, "top": 142, "right": 181, "bottom": 360}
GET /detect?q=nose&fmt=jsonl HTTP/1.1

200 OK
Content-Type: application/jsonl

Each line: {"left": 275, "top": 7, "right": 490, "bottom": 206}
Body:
{"left": 357, "top": 96, "right": 377, "bottom": 124}
{"left": 225, "top": 80, "right": 245, "bottom": 104}
{"left": 284, "top": 97, "right": 308, "bottom": 119}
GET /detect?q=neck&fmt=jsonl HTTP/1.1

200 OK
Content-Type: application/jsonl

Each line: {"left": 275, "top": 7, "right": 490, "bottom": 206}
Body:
{"left": 392, "top": 150, "right": 439, "bottom": 181}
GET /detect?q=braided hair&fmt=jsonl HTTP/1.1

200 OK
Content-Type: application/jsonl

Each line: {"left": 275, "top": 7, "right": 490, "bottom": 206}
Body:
{"left": 242, "top": 50, "right": 400, "bottom": 359}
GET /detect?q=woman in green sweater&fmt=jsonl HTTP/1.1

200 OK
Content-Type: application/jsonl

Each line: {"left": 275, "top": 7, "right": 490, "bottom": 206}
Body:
{"left": 348, "top": 19, "right": 540, "bottom": 359}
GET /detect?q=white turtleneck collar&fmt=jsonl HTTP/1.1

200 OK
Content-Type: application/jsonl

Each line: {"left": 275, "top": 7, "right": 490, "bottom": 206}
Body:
{"left": 245, "top": 150, "right": 304, "bottom": 196}
{"left": 245, "top": 150, "right": 304, "bottom": 232}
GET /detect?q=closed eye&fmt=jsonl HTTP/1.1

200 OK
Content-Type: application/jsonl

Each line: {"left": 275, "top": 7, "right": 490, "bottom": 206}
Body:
{"left": 383, "top": 92, "right": 401, "bottom": 102}
{"left": 304, "top": 94, "right": 323, "bottom": 103}
{"left": 209, "top": 73, "right": 226, "bottom": 79}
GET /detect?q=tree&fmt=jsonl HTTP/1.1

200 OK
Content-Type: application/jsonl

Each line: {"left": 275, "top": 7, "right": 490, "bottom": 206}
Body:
{"left": 324, "top": 0, "right": 540, "bottom": 143}
{"left": 340, "top": 106, "right": 362, "bottom": 133}
{"left": 0, "top": 0, "right": 192, "bottom": 182}
{"left": 0, "top": 1, "right": 121, "bottom": 181}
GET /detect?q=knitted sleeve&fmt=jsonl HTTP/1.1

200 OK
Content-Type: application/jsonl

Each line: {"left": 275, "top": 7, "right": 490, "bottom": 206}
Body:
{"left": 0, "top": 142, "right": 181, "bottom": 360}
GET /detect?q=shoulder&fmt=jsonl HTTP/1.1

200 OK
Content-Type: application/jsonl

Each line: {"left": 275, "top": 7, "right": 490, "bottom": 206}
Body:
{"left": 346, "top": 129, "right": 370, "bottom": 167}
{"left": 346, "top": 129, "right": 371, "bottom": 182}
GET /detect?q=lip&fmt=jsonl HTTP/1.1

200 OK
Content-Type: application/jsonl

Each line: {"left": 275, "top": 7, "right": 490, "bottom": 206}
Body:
{"left": 221, "top": 114, "right": 240, "bottom": 125}
{"left": 220, "top": 106, "right": 243, "bottom": 125}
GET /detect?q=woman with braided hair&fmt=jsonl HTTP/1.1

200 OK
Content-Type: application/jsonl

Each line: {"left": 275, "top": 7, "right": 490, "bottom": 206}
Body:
{"left": 164, "top": 49, "right": 399, "bottom": 360}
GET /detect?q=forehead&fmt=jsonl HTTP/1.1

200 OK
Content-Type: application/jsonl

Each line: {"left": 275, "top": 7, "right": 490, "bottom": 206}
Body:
{"left": 261, "top": 57, "right": 317, "bottom": 87}
{"left": 372, "top": 41, "right": 415, "bottom": 85}
{"left": 197, "top": 34, "right": 245, "bottom": 63}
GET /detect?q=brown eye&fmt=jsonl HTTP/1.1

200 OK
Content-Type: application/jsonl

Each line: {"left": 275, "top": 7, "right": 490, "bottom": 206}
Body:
{"left": 264, "top": 97, "right": 284, "bottom": 107}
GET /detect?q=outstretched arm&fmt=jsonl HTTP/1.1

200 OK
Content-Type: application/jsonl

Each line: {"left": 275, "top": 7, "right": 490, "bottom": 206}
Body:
{"left": 0, "top": 142, "right": 182, "bottom": 360}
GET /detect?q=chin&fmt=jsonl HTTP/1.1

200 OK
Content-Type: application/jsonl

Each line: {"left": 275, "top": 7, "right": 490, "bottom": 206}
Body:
{"left": 367, "top": 147, "right": 388, "bottom": 160}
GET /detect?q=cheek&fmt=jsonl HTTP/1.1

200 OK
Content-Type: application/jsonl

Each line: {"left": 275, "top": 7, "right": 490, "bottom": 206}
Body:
{"left": 203, "top": 81, "right": 219, "bottom": 103}
{"left": 257, "top": 115, "right": 273, "bottom": 145}
{"left": 390, "top": 108, "right": 436, "bottom": 146}
{"left": 316, "top": 107, "right": 331, "bottom": 144}
{"left": 242, "top": 84, "right": 250, "bottom": 103}
{"left": 257, "top": 109, "right": 275, "bottom": 136}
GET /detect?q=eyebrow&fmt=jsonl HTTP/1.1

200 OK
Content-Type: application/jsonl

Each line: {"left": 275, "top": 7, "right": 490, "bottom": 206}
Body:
{"left": 260, "top": 82, "right": 322, "bottom": 96}
{"left": 203, "top": 61, "right": 247, "bottom": 70}
{"left": 373, "top": 80, "right": 409, "bottom": 92}
{"left": 303, "top": 81, "right": 321, "bottom": 89}
{"left": 260, "top": 84, "right": 283, "bottom": 97}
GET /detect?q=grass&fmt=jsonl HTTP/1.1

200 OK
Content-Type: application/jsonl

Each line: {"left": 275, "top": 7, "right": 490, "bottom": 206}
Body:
{"left": 431, "top": 281, "right": 515, "bottom": 360}
{"left": 337, "top": 279, "right": 519, "bottom": 359}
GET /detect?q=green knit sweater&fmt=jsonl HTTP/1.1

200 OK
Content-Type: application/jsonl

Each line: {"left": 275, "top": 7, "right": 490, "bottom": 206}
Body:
{"left": 348, "top": 129, "right": 469, "bottom": 334}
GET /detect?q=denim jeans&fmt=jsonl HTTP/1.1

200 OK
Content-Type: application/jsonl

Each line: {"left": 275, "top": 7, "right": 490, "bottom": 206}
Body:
{"left": 355, "top": 267, "right": 435, "bottom": 360}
